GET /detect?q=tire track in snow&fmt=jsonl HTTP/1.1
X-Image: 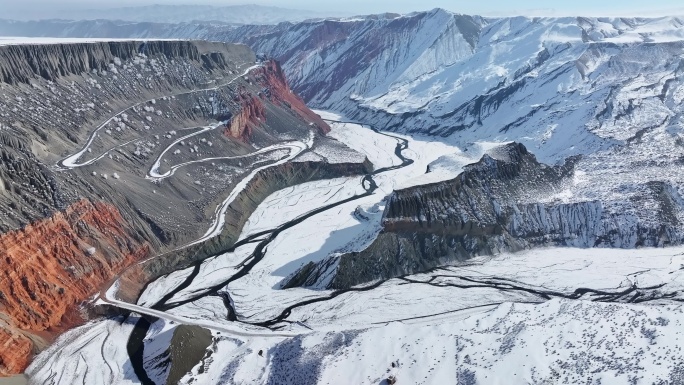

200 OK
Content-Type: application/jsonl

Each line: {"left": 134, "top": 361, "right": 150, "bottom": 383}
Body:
{"left": 148, "top": 133, "right": 297, "bottom": 182}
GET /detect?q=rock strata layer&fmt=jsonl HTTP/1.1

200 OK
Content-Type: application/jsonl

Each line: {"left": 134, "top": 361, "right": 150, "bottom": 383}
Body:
{"left": 285, "top": 143, "right": 684, "bottom": 289}
{"left": 0, "top": 199, "right": 150, "bottom": 375}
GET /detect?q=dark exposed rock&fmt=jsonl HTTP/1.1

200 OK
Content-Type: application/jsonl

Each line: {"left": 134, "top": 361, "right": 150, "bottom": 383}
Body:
{"left": 166, "top": 326, "right": 212, "bottom": 385}
{"left": 0, "top": 40, "right": 227, "bottom": 85}
{"left": 285, "top": 143, "right": 684, "bottom": 289}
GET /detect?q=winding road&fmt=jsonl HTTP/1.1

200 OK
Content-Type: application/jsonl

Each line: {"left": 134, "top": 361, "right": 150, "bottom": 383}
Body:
{"left": 147, "top": 127, "right": 297, "bottom": 181}
{"left": 58, "top": 63, "right": 261, "bottom": 169}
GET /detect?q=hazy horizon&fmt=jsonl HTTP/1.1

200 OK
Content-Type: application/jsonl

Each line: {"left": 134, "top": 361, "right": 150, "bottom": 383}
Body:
{"left": 2, "top": 0, "right": 684, "bottom": 19}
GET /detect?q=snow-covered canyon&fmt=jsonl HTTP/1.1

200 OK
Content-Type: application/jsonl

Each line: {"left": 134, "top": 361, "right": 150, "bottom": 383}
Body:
{"left": 27, "top": 115, "right": 684, "bottom": 385}
{"left": 6, "top": 9, "right": 684, "bottom": 385}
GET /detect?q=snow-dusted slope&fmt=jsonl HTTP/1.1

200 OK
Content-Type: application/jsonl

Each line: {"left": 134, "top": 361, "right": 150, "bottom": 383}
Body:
{"left": 11, "top": 10, "right": 684, "bottom": 167}
{"left": 222, "top": 11, "right": 684, "bottom": 160}
{"left": 217, "top": 10, "right": 684, "bottom": 285}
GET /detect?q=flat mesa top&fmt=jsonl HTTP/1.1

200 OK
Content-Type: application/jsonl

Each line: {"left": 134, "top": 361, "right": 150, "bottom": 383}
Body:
{"left": 0, "top": 37, "right": 182, "bottom": 46}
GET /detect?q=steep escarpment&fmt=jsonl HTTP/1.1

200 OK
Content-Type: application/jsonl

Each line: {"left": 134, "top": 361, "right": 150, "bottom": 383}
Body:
{"left": 224, "top": 59, "right": 331, "bottom": 141}
{"left": 0, "top": 199, "right": 150, "bottom": 374}
{"left": 224, "top": 88, "right": 266, "bottom": 141}
{"left": 285, "top": 143, "right": 684, "bottom": 289}
{"left": 253, "top": 60, "right": 330, "bottom": 134}
{"left": 0, "top": 326, "right": 32, "bottom": 377}
{"left": 0, "top": 40, "right": 224, "bottom": 84}
{"left": 0, "top": 127, "right": 62, "bottom": 232}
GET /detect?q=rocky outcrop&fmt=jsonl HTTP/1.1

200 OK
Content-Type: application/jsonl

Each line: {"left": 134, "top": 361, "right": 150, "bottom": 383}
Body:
{"left": 166, "top": 326, "right": 212, "bottom": 385}
{"left": 285, "top": 143, "right": 684, "bottom": 289}
{"left": 0, "top": 327, "right": 32, "bottom": 377}
{"left": 223, "top": 58, "right": 332, "bottom": 141}
{"left": 253, "top": 60, "right": 330, "bottom": 135}
{"left": 0, "top": 128, "right": 61, "bottom": 232}
{"left": 0, "top": 199, "right": 150, "bottom": 374}
{"left": 0, "top": 40, "right": 239, "bottom": 85}
{"left": 224, "top": 88, "right": 265, "bottom": 141}
{"left": 223, "top": 59, "right": 330, "bottom": 142}
{"left": 142, "top": 322, "right": 213, "bottom": 384}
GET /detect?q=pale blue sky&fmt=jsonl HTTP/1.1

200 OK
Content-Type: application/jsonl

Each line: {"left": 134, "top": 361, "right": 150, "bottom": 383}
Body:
{"left": 3, "top": 0, "right": 684, "bottom": 17}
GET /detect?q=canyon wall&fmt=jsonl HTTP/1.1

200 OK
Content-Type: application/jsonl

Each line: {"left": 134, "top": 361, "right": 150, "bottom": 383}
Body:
{"left": 0, "top": 199, "right": 150, "bottom": 375}
{"left": 0, "top": 40, "right": 231, "bottom": 84}
{"left": 285, "top": 143, "right": 684, "bottom": 289}
{"left": 253, "top": 60, "right": 330, "bottom": 134}
{"left": 224, "top": 59, "right": 330, "bottom": 141}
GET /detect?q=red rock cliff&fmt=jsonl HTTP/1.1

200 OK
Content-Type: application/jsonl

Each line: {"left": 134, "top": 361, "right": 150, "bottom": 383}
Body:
{"left": 255, "top": 60, "right": 331, "bottom": 135}
{"left": 0, "top": 199, "right": 150, "bottom": 376}
{"left": 224, "top": 88, "right": 266, "bottom": 141}
{"left": 0, "top": 327, "right": 31, "bottom": 376}
{"left": 223, "top": 60, "right": 330, "bottom": 141}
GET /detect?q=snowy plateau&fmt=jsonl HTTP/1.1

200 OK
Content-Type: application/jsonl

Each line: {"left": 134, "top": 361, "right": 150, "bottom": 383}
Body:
{"left": 3, "top": 7, "right": 684, "bottom": 385}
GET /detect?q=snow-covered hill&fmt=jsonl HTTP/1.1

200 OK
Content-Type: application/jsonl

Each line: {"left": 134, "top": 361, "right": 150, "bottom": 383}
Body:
{"left": 12, "top": 11, "right": 684, "bottom": 164}
{"left": 222, "top": 10, "right": 684, "bottom": 158}
{"left": 207, "top": 10, "right": 684, "bottom": 286}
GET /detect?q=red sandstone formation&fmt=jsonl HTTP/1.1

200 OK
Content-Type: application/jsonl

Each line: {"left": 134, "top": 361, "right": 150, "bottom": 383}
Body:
{"left": 0, "top": 327, "right": 31, "bottom": 376}
{"left": 0, "top": 199, "right": 150, "bottom": 375}
{"left": 256, "top": 60, "right": 331, "bottom": 134}
{"left": 224, "top": 60, "right": 330, "bottom": 141}
{"left": 225, "top": 89, "right": 266, "bottom": 141}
